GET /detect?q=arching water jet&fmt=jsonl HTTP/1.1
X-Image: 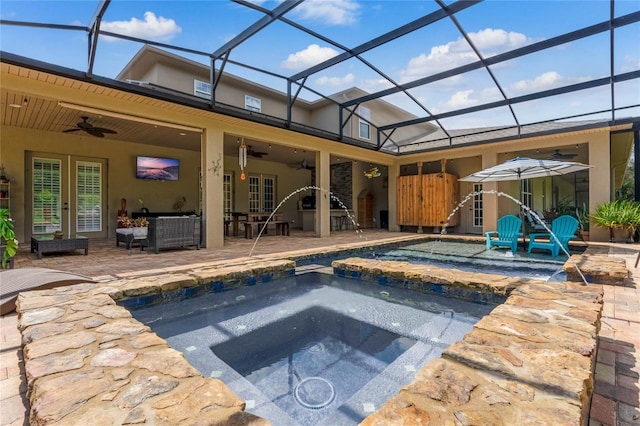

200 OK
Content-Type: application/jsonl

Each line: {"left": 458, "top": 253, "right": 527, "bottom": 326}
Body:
{"left": 440, "top": 189, "right": 589, "bottom": 285}
{"left": 249, "top": 186, "right": 362, "bottom": 257}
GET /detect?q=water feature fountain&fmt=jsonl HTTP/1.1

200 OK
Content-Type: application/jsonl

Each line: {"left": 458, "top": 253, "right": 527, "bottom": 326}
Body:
{"left": 249, "top": 186, "right": 361, "bottom": 257}
{"left": 441, "top": 189, "right": 589, "bottom": 285}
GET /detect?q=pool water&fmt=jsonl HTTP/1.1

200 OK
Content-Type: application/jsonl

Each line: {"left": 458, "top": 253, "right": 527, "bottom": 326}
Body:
{"left": 130, "top": 272, "right": 494, "bottom": 425}
{"left": 379, "top": 241, "right": 571, "bottom": 281}
{"left": 297, "top": 240, "right": 570, "bottom": 281}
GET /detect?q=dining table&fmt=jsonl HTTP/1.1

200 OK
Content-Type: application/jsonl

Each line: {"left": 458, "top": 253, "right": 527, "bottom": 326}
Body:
{"left": 230, "top": 212, "right": 284, "bottom": 236}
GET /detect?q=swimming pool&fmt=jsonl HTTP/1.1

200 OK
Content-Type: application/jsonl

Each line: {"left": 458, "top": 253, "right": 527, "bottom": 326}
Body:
{"left": 296, "top": 240, "right": 570, "bottom": 281}
{"left": 129, "top": 272, "right": 495, "bottom": 425}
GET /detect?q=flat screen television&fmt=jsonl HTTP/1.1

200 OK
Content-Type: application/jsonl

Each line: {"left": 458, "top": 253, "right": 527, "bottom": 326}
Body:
{"left": 136, "top": 156, "right": 179, "bottom": 181}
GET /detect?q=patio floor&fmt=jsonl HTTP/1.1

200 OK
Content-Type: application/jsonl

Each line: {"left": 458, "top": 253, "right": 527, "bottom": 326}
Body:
{"left": 1, "top": 230, "right": 638, "bottom": 425}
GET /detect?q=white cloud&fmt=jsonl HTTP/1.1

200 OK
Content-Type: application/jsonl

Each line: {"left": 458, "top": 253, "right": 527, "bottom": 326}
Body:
{"left": 510, "top": 71, "right": 590, "bottom": 93}
{"left": 400, "top": 28, "right": 530, "bottom": 82}
{"left": 101, "top": 12, "right": 181, "bottom": 41}
{"left": 281, "top": 44, "right": 340, "bottom": 70}
{"left": 621, "top": 54, "right": 640, "bottom": 72}
{"left": 295, "top": 0, "right": 361, "bottom": 25}
{"left": 467, "top": 28, "right": 528, "bottom": 51}
{"left": 360, "top": 77, "right": 394, "bottom": 93}
{"left": 315, "top": 73, "right": 355, "bottom": 87}
{"left": 446, "top": 90, "right": 478, "bottom": 108}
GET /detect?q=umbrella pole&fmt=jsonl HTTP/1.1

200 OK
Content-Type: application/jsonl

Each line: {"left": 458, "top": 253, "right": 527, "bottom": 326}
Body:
{"left": 520, "top": 205, "right": 527, "bottom": 251}
{"left": 518, "top": 176, "right": 527, "bottom": 251}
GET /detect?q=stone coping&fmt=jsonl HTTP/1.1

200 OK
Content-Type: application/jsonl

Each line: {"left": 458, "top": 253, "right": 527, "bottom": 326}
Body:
{"left": 14, "top": 249, "right": 615, "bottom": 425}
{"left": 16, "top": 259, "right": 294, "bottom": 425}
{"left": 332, "top": 257, "right": 605, "bottom": 425}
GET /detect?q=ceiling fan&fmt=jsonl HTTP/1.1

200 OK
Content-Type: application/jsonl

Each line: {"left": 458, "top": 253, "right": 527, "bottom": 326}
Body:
{"left": 246, "top": 145, "right": 268, "bottom": 158}
{"left": 289, "top": 151, "right": 314, "bottom": 170}
{"left": 63, "top": 116, "right": 117, "bottom": 138}
{"left": 549, "top": 149, "right": 577, "bottom": 160}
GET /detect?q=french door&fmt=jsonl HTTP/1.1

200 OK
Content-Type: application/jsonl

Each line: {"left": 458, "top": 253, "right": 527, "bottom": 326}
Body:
{"left": 248, "top": 174, "right": 275, "bottom": 213}
{"left": 27, "top": 152, "right": 108, "bottom": 238}
{"left": 462, "top": 182, "right": 483, "bottom": 234}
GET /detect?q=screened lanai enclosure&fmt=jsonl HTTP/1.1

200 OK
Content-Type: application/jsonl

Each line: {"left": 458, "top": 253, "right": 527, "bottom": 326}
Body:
{"left": 0, "top": 0, "right": 638, "bottom": 246}
{"left": 2, "top": 0, "right": 638, "bottom": 151}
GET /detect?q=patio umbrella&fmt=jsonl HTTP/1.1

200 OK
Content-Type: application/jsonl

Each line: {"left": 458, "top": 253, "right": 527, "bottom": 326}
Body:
{"left": 459, "top": 157, "right": 591, "bottom": 182}
{"left": 459, "top": 157, "right": 591, "bottom": 249}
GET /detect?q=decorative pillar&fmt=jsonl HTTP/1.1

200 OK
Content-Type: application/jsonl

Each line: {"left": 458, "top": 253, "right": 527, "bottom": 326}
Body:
{"left": 315, "top": 150, "right": 331, "bottom": 237}
{"left": 388, "top": 162, "right": 400, "bottom": 231}
{"left": 416, "top": 161, "right": 423, "bottom": 233}
{"left": 202, "top": 127, "right": 225, "bottom": 248}
{"left": 481, "top": 153, "right": 499, "bottom": 233}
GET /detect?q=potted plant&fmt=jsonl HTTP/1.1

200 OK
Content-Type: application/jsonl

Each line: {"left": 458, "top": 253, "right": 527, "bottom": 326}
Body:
{"left": 591, "top": 200, "right": 640, "bottom": 243}
{"left": 576, "top": 204, "right": 590, "bottom": 241}
{"left": 0, "top": 208, "right": 18, "bottom": 268}
{"left": 132, "top": 217, "right": 149, "bottom": 238}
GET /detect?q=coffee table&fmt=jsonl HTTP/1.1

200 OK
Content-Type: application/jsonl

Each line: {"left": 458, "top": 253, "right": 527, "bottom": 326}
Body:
{"left": 30, "top": 235, "right": 89, "bottom": 259}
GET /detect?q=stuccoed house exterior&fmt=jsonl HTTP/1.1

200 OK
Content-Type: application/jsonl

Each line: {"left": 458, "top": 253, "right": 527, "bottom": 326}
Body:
{"left": 0, "top": 44, "right": 637, "bottom": 248}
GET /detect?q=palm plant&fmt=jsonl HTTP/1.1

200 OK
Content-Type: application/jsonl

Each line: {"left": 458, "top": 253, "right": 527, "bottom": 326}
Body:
{"left": 0, "top": 208, "right": 18, "bottom": 268}
{"left": 591, "top": 200, "right": 640, "bottom": 242}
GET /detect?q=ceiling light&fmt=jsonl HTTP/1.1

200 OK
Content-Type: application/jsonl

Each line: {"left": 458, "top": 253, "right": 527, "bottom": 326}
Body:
{"left": 11, "top": 97, "right": 29, "bottom": 108}
{"left": 58, "top": 101, "right": 203, "bottom": 133}
{"left": 268, "top": 144, "right": 272, "bottom": 149}
{"left": 179, "top": 132, "right": 186, "bottom": 136}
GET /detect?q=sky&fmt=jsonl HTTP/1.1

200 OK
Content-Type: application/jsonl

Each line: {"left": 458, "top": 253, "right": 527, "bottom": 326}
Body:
{"left": 1, "top": 0, "right": 639, "bottom": 130}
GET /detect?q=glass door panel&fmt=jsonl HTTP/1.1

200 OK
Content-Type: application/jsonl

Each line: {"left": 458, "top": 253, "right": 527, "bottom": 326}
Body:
{"left": 28, "top": 152, "right": 107, "bottom": 238}
{"left": 32, "top": 157, "right": 62, "bottom": 234}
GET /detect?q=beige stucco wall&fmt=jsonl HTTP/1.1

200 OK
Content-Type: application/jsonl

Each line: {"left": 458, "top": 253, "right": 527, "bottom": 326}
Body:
{"left": 389, "top": 127, "right": 620, "bottom": 241}
{"left": 0, "top": 125, "right": 202, "bottom": 243}
{"left": 138, "top": 60, "right": 313, "bottom": 124}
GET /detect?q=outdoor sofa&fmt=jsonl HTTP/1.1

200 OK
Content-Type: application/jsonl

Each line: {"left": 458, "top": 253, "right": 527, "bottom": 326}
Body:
{"left": 147, "top": 215, "right": 201, "bottom": 254}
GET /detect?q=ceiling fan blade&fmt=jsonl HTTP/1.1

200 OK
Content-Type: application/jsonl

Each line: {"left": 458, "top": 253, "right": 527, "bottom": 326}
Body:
{"left": 93, "top": 127, "right": 117, "bottom": 134}
{"left": 63, "top": 128, "right": 82, "bottom": 133}
{"left": 86, "top": 128, "right": 105, "bottom": 138}
{"left": 551, "top": 149, "right": 577, "bottom": 159}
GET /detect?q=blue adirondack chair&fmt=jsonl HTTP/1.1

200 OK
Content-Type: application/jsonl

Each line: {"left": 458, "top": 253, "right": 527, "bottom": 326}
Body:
{"left": 486, "top": 215, "right": 522, "bottom": 253}
{"left": 528, "top": 215, "right": 579, "bottom": 256}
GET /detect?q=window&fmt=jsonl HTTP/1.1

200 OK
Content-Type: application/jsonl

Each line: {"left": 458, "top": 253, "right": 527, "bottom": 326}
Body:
{"left": 245, "top": 95, "right": 261, "bottom": 112}
{"left": 223, "top": 172, "right": 233, "bottom": 220}
{"left": 76, "top": 161, "right": 102, "bottom": 232}
{"left": 263, "top": 176, "right": 274, "bottom": 212}
{"left": 473, "top": 183, "right": 483, "bottom": 227}
{"left": 521, "top": 179, "right": 532, "bottom": 209}
{"left": 248, "top": 174, "right": 275, "bottom": 212}
{"left": 359, "top": 106, "right": 371, "bottom": 140}
{"left": 194, "top": 79, "right": 211, "bottom": 99}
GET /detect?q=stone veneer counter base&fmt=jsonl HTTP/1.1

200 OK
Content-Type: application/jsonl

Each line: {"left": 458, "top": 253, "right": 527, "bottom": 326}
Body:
{"left": 14, "top": 251, "right": 614, "bottom": 425}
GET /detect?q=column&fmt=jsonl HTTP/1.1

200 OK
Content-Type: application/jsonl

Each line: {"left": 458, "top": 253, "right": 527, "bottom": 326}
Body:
{"left": 315, "top": 150, "right": 330, "bottom": 237}
{"left": 202, "top": 127, "right": 225, "bottom": 249}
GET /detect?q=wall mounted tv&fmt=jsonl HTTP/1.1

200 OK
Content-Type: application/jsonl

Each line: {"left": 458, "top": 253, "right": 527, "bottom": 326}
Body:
{"left": 136, "top": 156, "right": 179, "bottom": 181}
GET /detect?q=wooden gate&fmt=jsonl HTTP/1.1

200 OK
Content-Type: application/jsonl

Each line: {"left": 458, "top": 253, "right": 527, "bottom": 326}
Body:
{"left": 397, "top": 172, "right": 459, "bottom": 228}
